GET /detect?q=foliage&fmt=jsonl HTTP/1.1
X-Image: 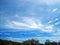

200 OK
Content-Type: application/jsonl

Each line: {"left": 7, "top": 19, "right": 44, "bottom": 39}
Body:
{"left": 0, "top": 39, "right": 60, "bottom": 45}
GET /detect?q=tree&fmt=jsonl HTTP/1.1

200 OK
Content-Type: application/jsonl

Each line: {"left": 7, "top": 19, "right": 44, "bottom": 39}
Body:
{"left": 57, "top": 42, "right": 60, "bottom": 45}
{"left": 51, "top": 41, "right": 57, "bottom": 45}
{"left": 45, "top": 40, "right": 51, "bottom": 45}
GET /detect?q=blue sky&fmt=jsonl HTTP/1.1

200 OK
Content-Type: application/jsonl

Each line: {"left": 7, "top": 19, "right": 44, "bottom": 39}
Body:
{"left": 0, "top": 0, "right": 60, "bottom": 43}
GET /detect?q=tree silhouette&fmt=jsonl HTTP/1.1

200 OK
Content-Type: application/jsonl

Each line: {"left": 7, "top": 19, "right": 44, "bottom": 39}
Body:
{"left": 58, "top": 42, "right": 60, "bottom": 45}
{"left": 0, "top": 39, "right": 60, "bottom": 45}
{"left": 45, "top": 40, "right": 51, "bottom": 45}
{"left": 51, "top": 41, "right": 57, "bottom": 45}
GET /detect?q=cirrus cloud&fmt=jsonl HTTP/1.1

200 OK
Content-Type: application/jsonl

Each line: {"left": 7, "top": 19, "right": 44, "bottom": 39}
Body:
{"left": 4, "top": 17, "right": 54, "bottom": 33}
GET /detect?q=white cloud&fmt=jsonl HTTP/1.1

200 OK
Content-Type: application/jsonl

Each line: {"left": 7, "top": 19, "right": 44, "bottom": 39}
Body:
{"left": 52, "top": 29, "right": 60, "bottom": 36}
{"left": 52, "top": 8, "right": 58, "bottom": 13}
{"left": 54, "top": 22, "right": 60, "bottom": 25}
{"left": 7, "top": 37, "right": 28, "bottom": 41}
{"left": 23, "top": 0, "right": 60, "bottom": 5}
{"left": 4, "top": 17, "right": 54, "bottom": 32}
{"left": 2, "top": 37, "right": 21, "bottom": 41}
{"left": 48, "top": 20, "right": 52, "bottom": 24}
{"left": 1, "top": 37, "right": 33, "bottom": 42}
{"left": 45, "top": 0, "right": 60, "bottom": 5}
{"left": 55, "top": 18, "right": 58, "bottom": 21}
{"left": 12, "top": 21, "right": 28, "bottom": 27}
{"left": 54, "top": 18, "right": 58, "bottom": 22}
{"left": 41, "top": 25, "right": 54, "bottom": 32}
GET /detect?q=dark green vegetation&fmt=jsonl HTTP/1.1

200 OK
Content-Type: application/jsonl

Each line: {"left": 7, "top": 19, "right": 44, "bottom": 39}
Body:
{"left": 0, "top": 39, "right": 60, "bottom": 45}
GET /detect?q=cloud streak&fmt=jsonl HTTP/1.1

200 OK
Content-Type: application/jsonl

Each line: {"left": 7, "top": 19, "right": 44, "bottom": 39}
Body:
{"left": 22, "top": 0, "right": 60, "bottom": 5}
{"left": 4, "top": 17, "right": 54, "bottom": 32}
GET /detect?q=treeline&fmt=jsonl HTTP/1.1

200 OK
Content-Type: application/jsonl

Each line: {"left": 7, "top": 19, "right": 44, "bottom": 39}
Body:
{"left": 0, "top": 39, "right": 60, "bottom": 45}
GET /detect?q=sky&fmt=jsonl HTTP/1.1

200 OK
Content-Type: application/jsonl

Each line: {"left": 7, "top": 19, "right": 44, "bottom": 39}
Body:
{"left": 0, "top": 0, "right": 60, "bottom": 43}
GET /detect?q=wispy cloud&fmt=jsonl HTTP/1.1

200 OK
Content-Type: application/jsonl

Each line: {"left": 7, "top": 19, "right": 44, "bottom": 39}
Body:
{"left": 4, "top": 17, "right": 54, "bottom": 32}
{"left": 52, "top": 8, "right": 58, "bottom": 13}
{"left": 52, "top": 29, "right": 60, "bottom": 36}
{"left": 23, "top": 0, "right": 60, "bottom": 5}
